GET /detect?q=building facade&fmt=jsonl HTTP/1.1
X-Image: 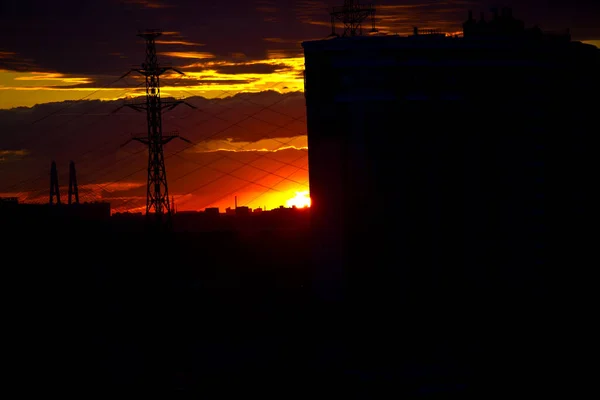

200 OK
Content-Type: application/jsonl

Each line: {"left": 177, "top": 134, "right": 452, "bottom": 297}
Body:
{"left": 302, "top": 10, "right": 599, "bottom": 300}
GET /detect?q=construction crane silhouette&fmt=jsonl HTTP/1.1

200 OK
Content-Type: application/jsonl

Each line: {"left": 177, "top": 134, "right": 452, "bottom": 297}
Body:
{"left": 330, "top": 0, "right": 377, "bottom": 37}
{"left": 115, "top": 29, "right": 194, "bottom": 229}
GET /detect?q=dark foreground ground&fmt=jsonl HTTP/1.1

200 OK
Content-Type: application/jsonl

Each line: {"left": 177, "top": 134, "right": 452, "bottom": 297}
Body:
{"left": 4, "top": 220, "right": 563, "bottom": 397}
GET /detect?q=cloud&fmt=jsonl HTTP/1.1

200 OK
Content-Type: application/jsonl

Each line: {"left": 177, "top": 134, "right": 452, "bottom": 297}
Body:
{"left": 0, "top": 52, "right": 38, "bottom": 72}
{"left": 263, "top": 38, "right": 303, "bottom": 44}
{"left": 79, "top": 181, "right": 145, "bottom": 192}
{"left": 159, "top": 51, "right": 216, "bottom": 60}
{"left": 189, "top": 136, "right": 307, "bottom": 153}
{"left": 214, "top": 63, "right": 292, "bottom": 75}
{"left": 182, "top": 78, "right": 259, "bottom": 85}
{"left": 0, "top": 149, "right": 29, "bottom": 163}
{"left": 0, "top": 54, "right": 306, "bottom": 109}
{"left": 122, "top": 0, "right": 174, "bottom": 9}
{"left": 266, "top": 49, "right": 304, "bottom": 59}
{"left": 13, "top": 72, "right": 92, "bottom": 85}
{"left": 256, "top": 0, "right": 278, "bottom": 21}
{"left": 1, "top": 0, "right": 598, "bottom": 85}
{"left": 155, "top": 40, "right": 206, "bottom": 46}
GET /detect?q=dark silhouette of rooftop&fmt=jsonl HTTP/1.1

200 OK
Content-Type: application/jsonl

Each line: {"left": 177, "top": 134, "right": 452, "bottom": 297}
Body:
{"left": 462, "top": 7, "right": 570, "bottom": 41}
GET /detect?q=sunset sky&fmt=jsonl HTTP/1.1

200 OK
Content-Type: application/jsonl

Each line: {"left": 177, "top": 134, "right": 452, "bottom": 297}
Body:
{"left": 1, "top": 0, "right": 598, "bottom": 212}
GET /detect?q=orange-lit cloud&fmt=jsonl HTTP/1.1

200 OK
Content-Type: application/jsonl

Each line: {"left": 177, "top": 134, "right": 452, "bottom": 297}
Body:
{"left": 159, "top": 51, "right": 216, "bottom": 60}
{"left": 0, "top": 149, "right": 29, "bottom": 163}
{"left": 79, "top": 181, "right": 145, "bottom": 194}
{"left": 12, "top": 71, "right": 92, "bottom": 85}
{"left": 189, "top": 136, "right": 307, "bottom": 153}
{"left": 0, "top": 53, "right": 305, "bottom": 109}
{"left": 155, "top": 40, "right": 206, "bottom": 46}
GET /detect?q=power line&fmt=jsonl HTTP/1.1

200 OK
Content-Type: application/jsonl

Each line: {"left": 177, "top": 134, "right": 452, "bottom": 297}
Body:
{"left": 179, "top": 88, "right": 307, "bottom": 138}
{"left": 7, "top": 77, "right": 307, "bottom": 213}
{"left": 2, "top": 71, "right": 190, "bottom": 199}
{"left": 1, "top": 84, "right": 145, "bottom": 196}
{"left": 57, "top": 82, "right": 296, "bottom": 209}
{"left": 167, "top": 92, "right": 309, "bottom": 173}
{"left": 30, "top": 75, "right": 133, "bottom": 125}
{"left": 4, "top": 79, "right": 143, "bottom": 154}
{"left": 110, "top": 92, "right": 308, "bottom": 213}
{"left": 186, "top": 153, "right": 309, "bottom": 212}
{"left": 174, "top": 151, "right": 307, "bottom": 189}
{"left": 111, "top": 132, "right": 305, "bottom": 213}
{"left": 0, "top": 82, "right": 144, "bottom": 177}
{"left": 84, "top": 81, "right": 298, "bottom": 209}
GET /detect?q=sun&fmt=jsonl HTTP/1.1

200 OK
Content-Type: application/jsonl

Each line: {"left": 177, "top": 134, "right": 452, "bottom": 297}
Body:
{"left": 286, "top": 191, "right": 311, "bottom": 208}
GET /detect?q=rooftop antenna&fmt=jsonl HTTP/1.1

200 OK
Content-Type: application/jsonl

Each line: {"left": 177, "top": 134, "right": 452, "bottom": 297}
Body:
{"left": 330, "top": 0, "right": 377, "bottom": 37}
{"left": 68, "top": 160, "right": 79, "bottom": 205}
{"left": 49, "top": 160, "right": 60, "bottom": 205}
{"left": 115, "top": 29, "right": 195, "bottom": 230}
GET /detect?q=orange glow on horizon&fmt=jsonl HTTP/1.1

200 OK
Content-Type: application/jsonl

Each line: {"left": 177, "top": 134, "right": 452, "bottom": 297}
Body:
{"left": 285, "top": 191, "right": 311, "bottom": 208}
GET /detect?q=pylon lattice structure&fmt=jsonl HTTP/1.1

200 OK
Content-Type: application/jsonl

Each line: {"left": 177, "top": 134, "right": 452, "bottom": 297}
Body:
{"left": 49, "top": 160, "right": 60, "bottom": 205}
{"left": 118, "top": 29, "right": 193, "bottom": 227}
{"left": 330, "top": 0, "right": 377, "bottom": 37}
{"left": 68, "top": 160, "right": 79, "bottom": 205}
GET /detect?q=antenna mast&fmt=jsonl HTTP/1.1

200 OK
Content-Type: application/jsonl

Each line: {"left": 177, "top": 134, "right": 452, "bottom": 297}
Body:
{"left": 117, "top": 29, "right": 194, "bottom": 229}
{"left": 330, "top": 0, "right": 377, "bottom": 37}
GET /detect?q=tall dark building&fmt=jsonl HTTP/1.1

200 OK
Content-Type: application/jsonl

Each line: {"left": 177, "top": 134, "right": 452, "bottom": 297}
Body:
{"left": 302, "top": 8, "right": 599, "bottom": 300}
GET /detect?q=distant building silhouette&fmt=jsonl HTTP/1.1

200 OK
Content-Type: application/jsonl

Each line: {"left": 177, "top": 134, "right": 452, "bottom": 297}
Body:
{"left": 1, "top": 201, "right": 112, "bottom": 233}
{"left": 225, "top": 207, "right": 236, "bottom": 216}
{"left": 302, "top": 8, "right": 599, "bottom": 299}
{"left": 205, "top": 207, "right": 220, "bottom": 216}
{"left": 0, "top": 197, "right": 18, "bottom": 205}
{"left": 235, "top": 206, "right": 250, "bottom": 216}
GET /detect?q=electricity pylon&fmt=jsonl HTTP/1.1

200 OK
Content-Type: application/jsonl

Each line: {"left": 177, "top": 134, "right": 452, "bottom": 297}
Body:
{"left": 330, "top": 0, "right": 377, "bottom": 37}
{"left": 49, "top": 160, "right": 60, "bottom": 205}
{"left": 68, "top": 160, "right": 79, "bottom": 205}
{"left": 117, "top": 29, "right": 194, "bottom": 229}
